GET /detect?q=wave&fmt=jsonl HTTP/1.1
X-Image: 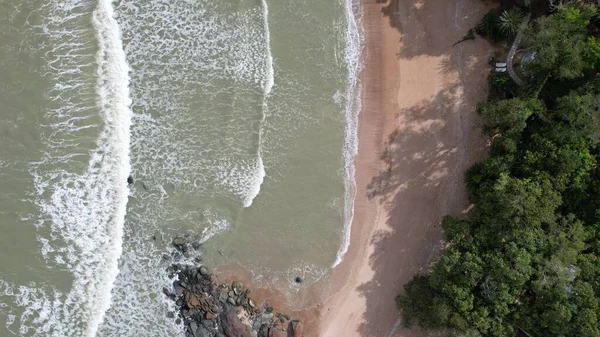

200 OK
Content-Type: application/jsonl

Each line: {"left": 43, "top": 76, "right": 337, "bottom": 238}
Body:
{"left": 262, "top": 0, "right": 275, "bottom": 97}
{"left": 332, "top": 0, "right": 364, "bottom": 268}
{"left": 4, "top": 0, "right": 133, "bottom": 335}
{"left": 244, "top": 0, "right": 274, "bottom": 208}
{"left": 84, "top": 0, "right": 133, "bottom": 333}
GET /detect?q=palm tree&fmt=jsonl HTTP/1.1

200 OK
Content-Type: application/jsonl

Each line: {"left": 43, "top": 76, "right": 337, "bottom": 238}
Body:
{"left": 499, "top": 9, "right": 525, "bottom": 36}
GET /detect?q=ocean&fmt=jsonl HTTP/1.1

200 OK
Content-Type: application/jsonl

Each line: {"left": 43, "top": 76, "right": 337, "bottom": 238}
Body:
{"left": 0, "top": 0, "right": 362, "bottom": 335}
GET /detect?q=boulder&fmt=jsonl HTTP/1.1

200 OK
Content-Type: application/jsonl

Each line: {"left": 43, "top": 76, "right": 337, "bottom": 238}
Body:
{"left": 173, "top": 237, "right": 186, "bottom": 247}
{"left": 268, "top": 327, "right": 286, "bottom": 337}
{"left": 258, "top": 324, "right": 270, "bottom": 337}
{"left": 186, "top": 293, "right": 200, "bottom": 308}
{"left": 199, "top": 266, "right": 209, "bottom": 276}
{"left": 231, "top": 281, "right": 244, "bottom": 295}
{"left": 196, "top": 325, "right": 212, "bottom": 337}
{"left": 287, "top": 321, "right": 303, "bottom": 337}
{"left": 220, "top": 306, "right": 252, "bottom": 337}
{"left": 218, "top": 294, "right": 228, "bottom": 303}
{"left": 189, "top": 321, "right": 199, "bottom": 336}
{"left": 176, "top": 286, "right": 186, "bottom": 296}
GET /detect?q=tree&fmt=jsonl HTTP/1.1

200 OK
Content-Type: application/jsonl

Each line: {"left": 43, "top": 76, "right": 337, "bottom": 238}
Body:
{"left": 524, "top": 6, "right": 596, "bottom": 80}
{"left": 499, "top": 9, "right": 525, "bottom": 36}
{"left": 397, "top": 6, "right": 600, "bottom": 336}
{"left": 478, "top": 98, "right": 543, "bottom": 141}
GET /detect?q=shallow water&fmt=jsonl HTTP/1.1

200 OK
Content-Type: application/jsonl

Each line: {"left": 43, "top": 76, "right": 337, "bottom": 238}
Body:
{"left": 0, "top": 0, "right": 361, "bottom": 335}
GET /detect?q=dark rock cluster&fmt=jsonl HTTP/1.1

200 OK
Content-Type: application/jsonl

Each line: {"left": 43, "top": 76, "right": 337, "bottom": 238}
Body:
{"left": 163, "top": 239, "right": 304, "bottom": 337}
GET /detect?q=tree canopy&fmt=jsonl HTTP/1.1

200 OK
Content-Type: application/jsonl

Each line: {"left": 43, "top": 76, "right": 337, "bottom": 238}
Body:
{"left": 397, "top": 4, "right": 600, "bottom": 337}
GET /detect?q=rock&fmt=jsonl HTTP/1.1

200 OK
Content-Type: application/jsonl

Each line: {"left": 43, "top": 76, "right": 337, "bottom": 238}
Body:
{"left": 219, "top": 294, "right": 228, "bottom": 303}
{"left": 258, "top": 324, "right": 270, "bottom": 337}
{"left": 268, "top": 327, "right": 286, "bottom": 337}
{"left": 176, "top": 286, "right": 186, "bottom": 296}
{"left": 166, "top": 311, "right": 175, "bottom": 318}
{"left": 192, "top": 241, "right": 201, "bottom": 250}
{"left": 287, "top": 321, "right": 303, "bottom": 337}
{"left": 294, "top": 276, "right": 303, "bottom": 284}
{"left": 165, "top": 264, "right": 304, "bottom": 337}
{"left": 190, "top": 321, "right": 199, "bottom": 336}
{"left": 231, "top": 281, "right": 243, "bottom": 294}
{"left": 186, "top": 293, "right": 200, "bottom": 308}
{"left": 127, "top": 175, "right": 134, "bottom": 184}
{"left": 173, "top": 237, "right": 187, "bottom": 247}
{"left": 196, "top": 325, "right": 212, "bottom": 337}
{"left": 220, "top": 306, "right": 252, "bottom": 337}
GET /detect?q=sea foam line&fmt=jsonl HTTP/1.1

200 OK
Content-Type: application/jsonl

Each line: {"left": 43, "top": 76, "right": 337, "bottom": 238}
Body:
{"left": 86, "top": 0, "right": 132, "bottom": 335}
{"left": 243, "top": 0, "right": 273, "bottom": 208}
{"left": 332, "top": 0, "right": 364, "bottom": 268}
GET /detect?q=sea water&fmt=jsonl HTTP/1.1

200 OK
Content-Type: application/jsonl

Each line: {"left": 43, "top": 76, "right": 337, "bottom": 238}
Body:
{"left": 0, "top": 0, "right": 362, "bottom": 335}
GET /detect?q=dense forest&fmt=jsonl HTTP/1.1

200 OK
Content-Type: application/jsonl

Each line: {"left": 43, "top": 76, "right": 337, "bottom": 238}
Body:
{"left": 397, "top": 3, "right": 600, "bottom": 337}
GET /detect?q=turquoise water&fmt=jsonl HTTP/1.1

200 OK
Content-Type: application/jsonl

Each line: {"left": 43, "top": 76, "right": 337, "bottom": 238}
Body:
{"left": 0, "top": 0, "right": 362, "bottom": 335}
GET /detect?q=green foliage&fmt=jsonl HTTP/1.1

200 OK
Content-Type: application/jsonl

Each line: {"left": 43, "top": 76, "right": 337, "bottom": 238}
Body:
{"left": 488, "top": 72, "right": 509, "bottom": 90}
{"left": 499, "top": 9, "right": 525, "bottom": 36}
{"left": 397, "top": 4, "right": 600, "bottom": 337}
{"left": 478, "top": 98, "right": 542, "bottom": 141}
{"left": 524, "top": 5, "right": 597, "bottom": 80}
{"left": 476, "top": 11, "right": 502, "bottom": 40}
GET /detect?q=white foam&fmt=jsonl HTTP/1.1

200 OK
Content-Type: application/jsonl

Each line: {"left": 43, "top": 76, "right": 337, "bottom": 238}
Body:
{"left": 199, "top": 218, "right": 231, "bottom": 243}
{"left": 85, "top": 0, "right": 133, "bottom": 334}
{"left": 262, "top": 0, "right": 275, "bottom": 96}
{"left": 243, "top": 156, "right": 266, "bottom": 207}
{"left": 244, "top": 0, "right": 274, "bottom": 208}
{"left": 332, "top": 0, "right": 364, "bottom": 268}
{"left": 3, "top": 0, "right": 133, "bottom": 335}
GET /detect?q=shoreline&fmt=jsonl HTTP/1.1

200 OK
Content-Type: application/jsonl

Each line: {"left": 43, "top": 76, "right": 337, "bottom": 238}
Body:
{"left": 320, "top": 0, "right": 493, "bottom": 336}
{"left": 208, "top": 1, "right": 494, "bottom": 336}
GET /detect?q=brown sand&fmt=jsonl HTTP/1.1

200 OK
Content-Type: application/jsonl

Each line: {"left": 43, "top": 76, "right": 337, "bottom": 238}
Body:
{"left": 319, "top": 0, "right": 493, "bottom": 336}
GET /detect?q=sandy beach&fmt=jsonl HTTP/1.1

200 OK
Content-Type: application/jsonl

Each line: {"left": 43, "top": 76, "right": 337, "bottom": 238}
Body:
{"left": 320, "top": 0, "right": 493, "bottom": 336}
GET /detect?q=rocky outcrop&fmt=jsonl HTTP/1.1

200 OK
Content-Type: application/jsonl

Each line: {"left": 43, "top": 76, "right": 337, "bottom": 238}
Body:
{"left": 163, "top": 239, "right": 305, "bottom": 337}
